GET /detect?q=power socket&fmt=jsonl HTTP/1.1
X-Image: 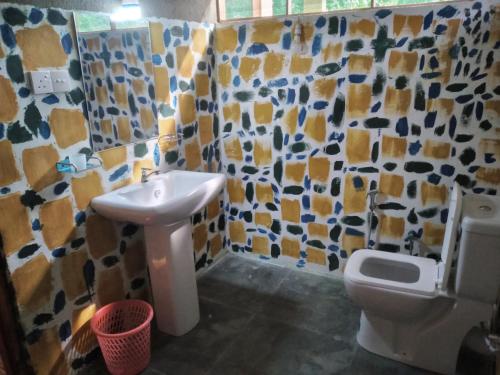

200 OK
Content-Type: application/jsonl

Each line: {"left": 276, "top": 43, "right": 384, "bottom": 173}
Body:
{"left": 50, "top": 70, "right": 72, "bottom": 93}
{"left": 29, "top": 71, "right": 53, "bottom": 94}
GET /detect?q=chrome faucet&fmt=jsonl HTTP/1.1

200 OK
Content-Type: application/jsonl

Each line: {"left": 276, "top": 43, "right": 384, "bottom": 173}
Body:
{"left": 141, "top": 167, "right": 159, "bottom": 183}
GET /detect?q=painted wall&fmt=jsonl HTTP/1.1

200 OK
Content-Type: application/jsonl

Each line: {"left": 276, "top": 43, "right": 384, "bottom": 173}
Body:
{"left": 0, "top": 3, "right": 222, "bottom": 374}
{"left": 216, "top": 1, "right": 500, "bottom": 275}
{"left": 5, "top": 0, "right": 218, "bottom": 23}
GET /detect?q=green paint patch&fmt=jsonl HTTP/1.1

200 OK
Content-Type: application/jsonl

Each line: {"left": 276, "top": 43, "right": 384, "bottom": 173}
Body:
{"left": 134, "top": 143, "right": 148, "bottom": 157}
{"left": 287, "top": 225, "right": 303, "bottom": 235}
{"left": 234, "top": 91, "right": 254, "bottom": 102}
{"left": 158, "top": 103, "right": 175, "bottom": 117}
{"left": 7, "top": 121, "right": 32, "bottom": 144}
{"left": 24, "top": 101, "right": 42, "bottom": 136}
{"left": 409, "top": 37, "right": 435, "bottom": 51}
{"left": 371, "top": 26, "right": 395, "bottom": 62}
{"left": 316, "top": 63, "right": 341, "bottom": 76}
{"left": 2, "top": 7, "right": 27, "bottom": 26}
{"left": 69, "top": 60, "right": 82, "bottom": 81}
{"left": 258, "top": 87, "right": 272, "bottom": 97}
{"left": 165, "top": 150, "right": 178, "bottom": 164}
{"left": 372, "top": 70, "right": 386, "bottom": 96}
{"left": 345, "top": 39, "right": 363, "bottom": 52}
{"left": 47, "top": 9, "right": 67, "bottom": 25}
{"left": 273, "top": 126, "right": 283, "bottom": 151}
{"left": 7, "top": 55, "right": 24, "bottom": 83}
{"left": 245, "top": 182, "right": 254, "bottom": 203}
{"left": 273, "top": 159, "right": 282, "bottom": 186}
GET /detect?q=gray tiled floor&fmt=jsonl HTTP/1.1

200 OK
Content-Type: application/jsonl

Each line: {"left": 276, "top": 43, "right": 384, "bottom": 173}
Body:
{"left": 85, "top": 254, "right": 495, "bottom": 375}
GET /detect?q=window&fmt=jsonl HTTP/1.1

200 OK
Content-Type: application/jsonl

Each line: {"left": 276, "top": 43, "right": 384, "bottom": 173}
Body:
{"left": 218, "top": 0, "right": 456, "bottom": 21}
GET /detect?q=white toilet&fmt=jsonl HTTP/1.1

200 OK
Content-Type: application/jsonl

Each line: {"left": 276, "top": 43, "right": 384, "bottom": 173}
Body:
{"left": 344, "top": 183, "right": 500, "bottom": 374}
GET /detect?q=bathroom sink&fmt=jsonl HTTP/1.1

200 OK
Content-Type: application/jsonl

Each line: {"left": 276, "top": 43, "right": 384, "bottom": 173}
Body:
{"left": 92, "top": 170, "right": 225, "bottom": 225}
{"left": 91, "top": 170, "right": 226, "bottom": 336}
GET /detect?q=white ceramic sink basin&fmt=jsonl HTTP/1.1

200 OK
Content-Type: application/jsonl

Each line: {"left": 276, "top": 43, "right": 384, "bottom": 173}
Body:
{"left": 91, "top": 169, "right": 226, "bottom": 337}
{"left": 92, "top": 170, "right": 225, "bottom": 226}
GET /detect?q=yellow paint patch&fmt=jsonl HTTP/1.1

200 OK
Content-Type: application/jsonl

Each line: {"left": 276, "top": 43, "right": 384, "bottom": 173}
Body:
{"left": 393, "top": 15, "right": 423, "bottom": 37}
{"left": 199, "top": 115, "right": 213, "bottom": 145}
{"left": 86, "top": 37, "right": 100, "bottom": 51}
{"left": 95, "top": 85, "right": 108, "bottom": 105}
{"left": 185, "top": 140, "right": 202, "bottom": 170}
{"left": 16, "top": 24, "right": 67, "bottom": 70}
{"left": 140, "top": 107, "right": 155, "bottom": 130}
{"left": 49, "top": 108, "right": 87, "bottom": 149}
{"left": 426, "top": 98, "right": 454, "bottom": 116}
{"left": 223, "top": 102, "right": 241, "bottom": 123}
{"left": 111, "top": 62, "right": 125, "bottom": 75}
{"left": 239, "top": 57, "right": 261, "bottom": 82}
{"left": 218, "top": 62, "right": 232, "bottom": 88}
{"left": 0, "top": 140, "right": 20, "bottom": 186}
{"left": 191, "top": 28, "right": 207, "bottom": 54}
{"left": 132, "top": 159, "right": 153, "bottom": 182}
{"left": 322, "top": 42, "right": 342, "bottom": 63}
{"left": 312, "top": 195, "right": 332, "bottom": 217}
{"left": 256, "top": 183, "right": 274, "bottom": 203}
{"left": 71, "top": 171, "right": 104, "bottom": 211}
{"left": 132, "top": 79, "right": 145, "bottom": 95}
{"left": 349, "top": 19, "right": 376, "bottom": 37}
{"left": 285, "top": 162, "right": 306, "bottom": 183}
{"left": 193, "top": 224, "right": 208, "bottom": 252}
{"left": 343, "top": 174, "right": 367, "bottom": 214}
{"left": 379, "top": 173, "right": 404, "bottom": 198}
{"left": 346, "top": 128, "right": 370, "bottom": 164}
{"left": 281, "top": 198, "right": 300, "bottom": 223}
{"left": 388, "top": 51, "right": 418, "bottom": 75}
{"left": 179, "top": 94, "right": 196, "bottom": 125}
{"left": 112, "top": 83, "right": 127, "bottom": 108}
{"left": 117, "top": 116, "right": 132, "bottom": 143}
{"left": 381, "top": 135, "right": 407, "bottom": 158}
{"left": 176, "top": 45, "right": 194, "bottom": 78}
{"left": 210, "top": 234, "right": 223, "bottom": 257}
{"left": 342, "top": 234, "right": 365, "bottom": 256}
{"left": 126, "top": 52, "right": 137, "bottom": 67}
{"left": 227, "top": 179, "right": 245, "bottom": 204}
{"left": 108, "top": 36, "right": 121, "bottom": 50}
{"left": 101, "top": 119, "right": 112, "bottom": 134}
{"left": 348, "top": 54, "right": 373, "bottom": 74}
{"left": 423, "top": 140, "right": 451, "bottom": 159}
{"left": 476, "top": 167, "right": 500, "bottom": 185}
{"left": 40, "top": 197, "right": 75, "bottom": 249}
{"left": 61, "top": 250, "right": 88, "bottom": 300}
{"left": 215, "top": 27, "right": 238, "bottom": 53}
{"left": 0, "top": 75, "right": 18, "bottom": 122}
{"left": 421, "top": 182, "right": 448, "bottom": 206}
{"left": 263, "top": 52, "right": 285, "bottom": 80}
{"left": 485, "top": 100, "right": 500, "bottom": 118}
{"left": 308, "top": 223, "right": 328, "bottom": 238}
{"left": 97, "top": 266, "right": 125, "bottom": 306}
{"left": 229, "top": 221, "right": 246, "bottom": 243}
{"left": 313, "top": 78, "right": 336, "bottom": 99}
{"left": 254, "top": 140, "right": 272, "bottom": 166}
{"left": 27, "top": 326, "right": 68, "bottom": 375}
{"left": 252, "top": 235, "right": 269, "bottom": 255}
{"left": 149, "top": 22, "right": 165, "bottom": 54}
{"left": 254, "top": 102, "right": 273, "bottom": 124}
{"left": 123, "top": 240, "right": 146, "bottom": 278}
{"left": 224, "top": 137, "right": 243, "bottom": 161}
{"left": 252, "top": 20, "right": 283, "bottom": 44}
{"left": 281, "top": 237, "right": 300, "bottom": 259}
{"left": 380, "top": 215, "right": 405, "bottom": 239}
{"left": 479, "top": 139, "right": 500, "bottom": 159}
{"left": 309, "top": 157, "right": 330, "bottom": 182}
{"left": 207, "top": 198, "right": 220, "bottom": 220}
{"left": 0, "top": 44, "right": 3, "bottom": 58}
{"left": 347, "top": 84, "right": 372, "bottom": 118}
{"left": 98, "top": 146, "right": 127, "bottom": 171}
{"left": 195, "top": 74, "right": 209, "bottom": 97}
{"left": 423, "top": 222, "right": 445, "bottom": 246}
{"left": 72, "top": 304, "right": 96, "bottom": 336}
{"left": 153, "top": 66, "right": 170, "bottom": 104}
{"left": 86, "top": 214, "right": 118, "bottom": 259}
{"left": 112, "top": 178, "right": 132, "bottom": 191}
{"left": 384, "top": 86, "right": 411, "bottom": 116}
{"left": 90, "top": 61, "right": 104, "bottom": 77}
{"left": 307, "top": 247, "right": 326, "bottom": 265}
{"left": 290, "top": 54, "right": 313, "bottom": 75}
{"left": 284, "top": 106, "right": 298, "bottom": 135}
{"left": 304, "top": 114, "right": 326, "bottom": 142}
{"left": 0, "top": 193, "right": 33, "bottom": 255}
{"left": 255, "top": 212, "right": 273, "bottom": 227}
{"left": 22, "top": 145, "right": 62, "bottom": 191}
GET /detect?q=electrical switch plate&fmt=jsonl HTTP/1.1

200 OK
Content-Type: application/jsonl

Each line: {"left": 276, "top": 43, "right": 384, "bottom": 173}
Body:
{"left": 29, "top": 71, "right": 53, "bottom": 94}
{"left": 50, "top": 70, "right": 72, "bottom": 93}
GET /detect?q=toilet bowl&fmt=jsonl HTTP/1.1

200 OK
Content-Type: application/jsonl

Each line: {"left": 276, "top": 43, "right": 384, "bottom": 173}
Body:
{"left": 344, "top": 183, "right": 500, "bottom": 374}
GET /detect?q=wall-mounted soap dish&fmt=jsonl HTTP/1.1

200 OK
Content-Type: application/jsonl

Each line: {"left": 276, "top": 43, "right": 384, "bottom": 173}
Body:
{"left": 56, "top": 156, "right": 103, "bottom": 173}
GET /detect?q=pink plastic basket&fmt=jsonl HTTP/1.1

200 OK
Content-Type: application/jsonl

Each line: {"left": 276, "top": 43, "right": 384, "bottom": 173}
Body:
{"left": 91, "top": 300, "right": 154, "bottom": 375}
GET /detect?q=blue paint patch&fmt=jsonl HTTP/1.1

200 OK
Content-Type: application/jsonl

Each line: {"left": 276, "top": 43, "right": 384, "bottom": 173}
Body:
{"left": 371, "top": 101, "right": 382, "bottom": 113}
{"left": 434, "top": 24, "right": 447, "bottom": 35}
{"left": 152, "top": 54, "right": 162, "bottom": 65}
{"left": 424, "top": 112, "right": 437, "bottom": 128}
{"left": 253, "top": 78, "right": 261, "bottom": 88}
{"left": 334, "top": 201, "right": 342, "bottom": 214}
{"left": 282, "top": 32, "right": 292, "bottom": 50}
{"left": 163, "top": 28, "right": 171, "bottom": 47}
{"left": 170, "top": 76, "right": 177, "bottom": 92}
{"left": 52, "top": 248, "right": 66, "bottom": 258}
{"left": 109, "top": 165, "right": 129, "bottom": 182}
{"left": 375, "top": 9, "right": 391, "bottom": 18}
{"left": 53, "top": 181, "right": 69, "bottom": 195}
{"left": 301, "top": 214, "right": 315, "bottom": 223}
{"left": 238, "top": 25, "right": 246, "bottom": 45}
{"left": 29, "top": 8, "right": 44, "bottom": 24}
{"left": 231, "top": 55, "right": 239, "bottom": 69}
{"left": 75, "top": 211, "right": 86, "bottom": 226}
{"left": 448, "top": 115, "right": 457, "bottom": 138}
{"left": 437, "top": 5, "right": 457, "bottom": 18}
{"left": 352, "top": 176, "right": 364, "bottom": 189}
{"left": 233, "top": 76, "right": 240, "bottom": 87}
{"left": 298, "top": 107, "right": 307, "bottom": 127}
{"left": 313, "top": 101, "right": 328, "bottom": 110}
{"left": 396, "top": 37, "right": 408, "bottom": 48}
{"left": 440, "top": 164, "right": 455, "bottom": 176}
{"left": 395, "top": 117, "right": 408, "bottom": 137}
{"left": 423, "top": 11, "right": 433, "bottom": 30}
{"left": 428, "top": 173, "right": 441, "bottom": 184}
{"left": 268, "top": 78, "right": 288, "bottom": 88}
{"left": 312, "top": 34, "right": 322, "bottom": 56}
{"left": 428, "top": 82, "right": 440, "bottom": 98}
{"left": 315, "top": 16, "right": 326, "bottom": 28}
{"left": 345, "top": 227, "right": 364, "bottom": 236}
{"left": 247, "top": 43, "right": 268, "bottom": 55}
{"left": 409, "top": 140, "right": 422, "bottom": 155}
{"left": 61, "top": 33, "right": 72, "bottom": 54}
{"left": 485, "top": 153, "right": 496, "bottom": 164}
{"left": 348, "top": 74, "right": 366, "bottom": 83}
{"left": 18, "top": 87, "right": 30, "bottom": 98}
{"left": 32, "top": 219, "right": 41, "bottom": 231}
{"left": 183, "top": 22, "right": 189, "bottom": 40}
{"left": 1, "top": 24, "right": 16, "bottom": 49}
{"left": 59, "top": 321, "right": 71, "bottom": 341}
{"left": 287, "top": 88, "right": 295, "bottom": 104}
{"left": 302, "top": 195, "right": 310, "bottom": 209}
{"left": 154, "top": 143, "right": 160, "bottom": 166}
{"left": 340, "top": 17, "right": 347, "bottom": 36}
{"left": 42, "top": 94, "right": 59, "bottom": 105}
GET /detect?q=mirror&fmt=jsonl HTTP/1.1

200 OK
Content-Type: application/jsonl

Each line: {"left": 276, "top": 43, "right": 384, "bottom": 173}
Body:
{"left": 75, "top": 12, "right": 157, "bottom": 152}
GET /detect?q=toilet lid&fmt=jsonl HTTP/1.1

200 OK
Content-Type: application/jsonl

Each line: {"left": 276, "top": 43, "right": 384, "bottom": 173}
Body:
{"left": 438, "top": 182, "right": 462, "bottom": 290}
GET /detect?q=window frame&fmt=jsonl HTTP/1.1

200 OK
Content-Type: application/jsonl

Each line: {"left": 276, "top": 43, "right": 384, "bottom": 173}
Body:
{"left": 216, "top": 0, "right": 471, "bottom": 23}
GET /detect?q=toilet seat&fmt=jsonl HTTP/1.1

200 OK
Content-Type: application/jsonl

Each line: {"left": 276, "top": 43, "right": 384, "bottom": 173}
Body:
{"left": 345, "top": 250, "right": 438, "bottom": 297}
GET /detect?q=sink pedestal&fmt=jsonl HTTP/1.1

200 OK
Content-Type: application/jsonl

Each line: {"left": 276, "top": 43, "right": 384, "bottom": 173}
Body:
{"left": 144, "top": 219, "right": 200, "bottom": 336}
